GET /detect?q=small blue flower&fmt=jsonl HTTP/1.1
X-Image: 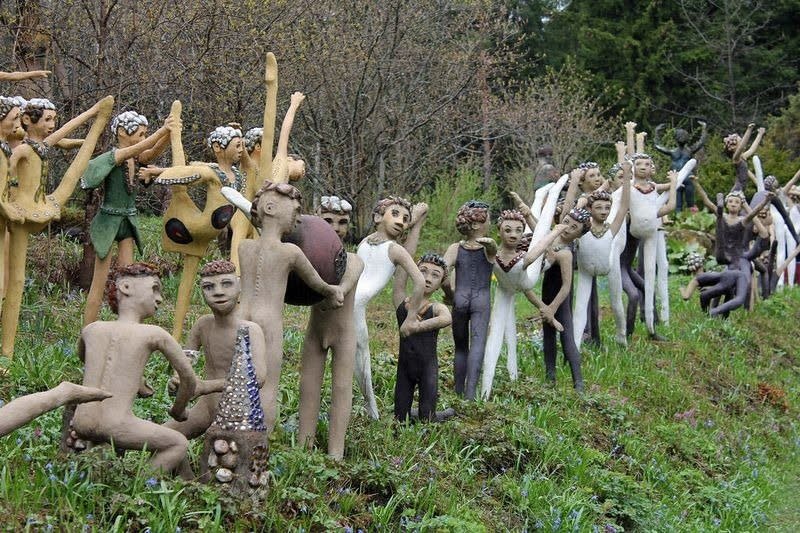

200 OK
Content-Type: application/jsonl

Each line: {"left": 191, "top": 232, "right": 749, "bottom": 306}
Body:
{"left": 712, "top": 518, "right": 721, "bottom": 527}
{"left": 604, "top": 525, "right": 617, "bottom": 533}
{"left": 45, "top": 462, "right": 53, "bottom": 471}
{"left": 86, "top": 514, "right": 94, "bottom": 522}
{"left": 145, "top": 477, "right": 158, "bottom": 488}
{"left": 344, "top": 527, "right": 353, "bottom": 533}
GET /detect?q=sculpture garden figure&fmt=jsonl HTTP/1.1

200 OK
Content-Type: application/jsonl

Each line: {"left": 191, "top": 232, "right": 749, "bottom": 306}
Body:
{"left": 443, "top": 200, "right": 494, "bottom": 400}
{"left": 392, "top": 253, "right": 452, "bottom": 422}
{"left": 654, "top": 120, "right": 707, "bottom": 210}
{"left": 72, "top": 263, "right": 222, "bottom": 477}
{"left": 354, "top": 197, "right": 425, "bottom": 418}
{"left": 573, "top": 162, "right": 631, "bottom": 349}
{"left": 1, "top": 94, "right": 114, "bottom": 358}
{"left": 165, "top": 260, "right": 267, "bottom": 478}
{"left": 725, "top": 123, "right": 765, "bottom": 193}
{"left": 680, "top": 252, "right": 751, "bottom": 317}
{"left": 81, "top": 111, "right": 175, "bottom": 326}
{"left": 238, "top": 181, "right": 344, "bottom": 432}
{"left": 297, "top": 196, "right": 364, "bottom": 459}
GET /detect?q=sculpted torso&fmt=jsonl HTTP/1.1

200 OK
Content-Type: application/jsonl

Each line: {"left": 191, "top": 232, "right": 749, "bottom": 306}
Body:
{"left": 577, "top": 229, "right": 614, "bottom": 276}
{"left": 628, "top": 187, "right": 660, "bottom": 239}
{"left": 238, "top": 239, "right": 296, "bottom": 334}
{"left": 354, "top": 240, "right": 396, "bottom": 305}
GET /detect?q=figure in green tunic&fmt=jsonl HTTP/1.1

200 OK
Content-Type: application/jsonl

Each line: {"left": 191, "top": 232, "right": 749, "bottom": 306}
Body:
{"left": 81, "top": 111, "right": 177, "bottom": 327}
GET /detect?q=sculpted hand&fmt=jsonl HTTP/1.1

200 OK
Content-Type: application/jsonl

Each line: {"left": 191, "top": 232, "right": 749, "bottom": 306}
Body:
{"left": 411, "top": 202, "right": 429, "bottom": 225}
{"left": 476, "top": 237, "right": 497, "bottom": 256}
{"left": 757, "top": 127, "right": 766, "bottom": 136}
{"left": 169, "top": 405, "right": 188, "bottom": 422}
{"left": 400, "top": 316, "right": 420, "bottom": 338}
{"left": 138, "top": 165, "right": 163, "bottom": 184}
{"left": 539, "top": 305, "right": 563, "bottom": 332}
{"left": 690, "top": 174, "right": 698, "bottom": 182}
{"left": 323, "top": 286, "right": 345, "bottom": 309}
{"left": 509, "top": 192, "right": 530, "bottom": 214}
{"left": 290, "top": 92, "right": 306, "bottom": 107}
{"left": 265, "top": 52, "right": 277, "bottom": 83}
{"left": 570, "top": 167, "right": 585, "bottom": 181}
{"left": 625, "top": 121, "right": 637, "bottom": 131}
{"left": 29, "top": 70, "right": 51, "bottom": 79}
{"left": 667, "top": 170, "right": 678, "bottom": 184}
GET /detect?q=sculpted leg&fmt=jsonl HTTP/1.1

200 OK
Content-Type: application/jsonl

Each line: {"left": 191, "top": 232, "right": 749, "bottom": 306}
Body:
{"left": 504, "top": 298, "right": 518, "bottom": 380}
{"left": 642, "top": 236, "right": 657, "bottom": 334}
{"left": 418, "top": 357, "right": 438, "bottom": 421}
{"left": 298, "top": 328, "right": 326, "bottom": 451}
{"left": 1, "top": 227, "right": 30, "bottom": 357}
{"left": 607, "top": 265, "right": 627, "bottom": 346}
{"left": 164, "top": 395, "right": 217, "bottom": 440}
{"left": 656, "top": 232, "right": 670, "bottom": 324}
{"left": 107, "top": 417, "right": 190, "bottom": 477}
{"left": 171, "top": 254, "right": 201, "bottom": 340}
{"left": 328, "top": 334, "right": 354, "bottom": 459}
{"left": 451, "top": 308, "right": 469, "bottom": 396}
{"left": 572, "top": 270, "right": 593, "bottom": 350}
{"left": 710, "top": 272, "right": 749, "bottom": 317}
{"left": 464, "top": 306, "right": 490, "bottom": 400}
{"left": 83, "top": 253, "right": 113, "bottom": 326}
{"left": 620, "top": 233, "right": 641, "bottom": 337}
{"left": 354, "top": 305, "right": 378, "bottom": 419}
{"left": 587, "top": 277, "right": 600, "bottom": 345}
{"left": 481, "top": 289, "right": 510, "bottom": 399}
{"left": 556, "top": 300, "right": 583, "bottom": 391}
{"left": 394, "top": 358, "right": 414, "bottom": 422}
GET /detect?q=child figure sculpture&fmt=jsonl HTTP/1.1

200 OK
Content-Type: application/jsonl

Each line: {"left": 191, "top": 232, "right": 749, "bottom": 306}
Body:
{"left": 298, "top": 195, "right": 364, "bottom": 459}
{"left": 354, "top": 197, "right": 426, "bottom": 419}
{"left": 72, "top": 263, "right": 222, "bottom": 477}
{"left": 238, "top": 181, "right": 344, "bottom": 432}
{"left": 443, "top": 200, "right": 495, "bottom": 400}
{"left": 392, "top": 253, "right": 452, "bottom": 422}
{"left": 81, "top": 111, "right": 175, "bottom": 325}
{"left": 165, "top": 260, "right": 267, "bottom": 478}
{"left": 573, "top": 162, "right": 631, "bottom": 349}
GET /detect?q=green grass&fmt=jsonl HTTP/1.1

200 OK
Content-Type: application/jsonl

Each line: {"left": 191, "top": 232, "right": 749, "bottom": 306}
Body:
{"left": 1, "top": 216, "right": 799, "bottom": 531}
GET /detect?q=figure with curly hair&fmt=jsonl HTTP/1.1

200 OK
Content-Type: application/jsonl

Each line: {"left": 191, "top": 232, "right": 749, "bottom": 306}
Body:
{"left": 353, "top": 197, "right": 427, "bottom": 418}
{"left": 442, "top": 199, "right": 495, "bottom": 400}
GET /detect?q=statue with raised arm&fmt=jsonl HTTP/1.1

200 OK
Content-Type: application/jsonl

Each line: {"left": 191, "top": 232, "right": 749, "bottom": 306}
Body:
{"left": 1, "top": 94, "right": 114, "bottom": 358}
{"left": 654, "top": 120, "right": 707, "bottom": 211}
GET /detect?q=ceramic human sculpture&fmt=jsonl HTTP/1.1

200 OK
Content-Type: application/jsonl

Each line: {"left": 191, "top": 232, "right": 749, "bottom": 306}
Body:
{"left": 200, "top": 325, "right": 271, "bottom": 492}
{"left": 354, "top": 198, "right": 426, "bottom": 418}
{"left": 680, "top": 252, "right": 751, "bottom": 317}
{"left": 238, "top": 181, "right": 344, "bottom": 431}
{"left": 165, "top": 260, "right": 267, "bottom": 478}
{"left": 138, "top": 101, "right": 246, "bottom": 341}
{"left": 0, "top": 382, "right": 111, "bottom": 438}
{"left": 480, "top": 176, "right": 570, "bottom": 400}
{"left": 654, "top": 120, "right": 707, "bottom": 210}
{"left": 298, "top": 197, "right": 363, "bottom": 459}
{"left": 572, "top": 162, "right": 631, "bottom": 349}
{"left": 442, "top": 200, "right": 494, "bottom": 400}
{"left": 81, "top": 111, "right": 176, "bottom": 326}
{"left": 1, "top": 94, "right": 114, "bottom": 358}
{"left": 71, "top": 263, "right": 223, "bottom": 477}
{"left": 725, "top": 123, "right": 765, "bottom": 193}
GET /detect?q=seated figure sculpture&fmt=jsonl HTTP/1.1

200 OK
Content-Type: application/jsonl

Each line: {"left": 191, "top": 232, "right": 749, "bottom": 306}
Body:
{"left": 392, "top": 253, "right": 452, "bottom": 422}
{"left": 72, "top": 263, "right": 222, "bottom": 477}
{"left": 680, "top": 252, "right": 751, "bottom": 317}
{"left": 166, "top": 260, "right": 267, "bottom": 478}
{"left": 238, "top": 181, "right": 344, "bottom": 433}
{"left": 354, "top": 198, "right": 426, "bottom": 419}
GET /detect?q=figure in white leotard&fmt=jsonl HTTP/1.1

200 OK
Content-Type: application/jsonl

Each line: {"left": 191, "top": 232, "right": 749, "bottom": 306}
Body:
{"left": 572, "top": 162, "right": 631, "bottom": 350}
{"left": 480, "top": 172, "right": 574, "bottom": 400}
{"left": 354, "top": 197, "right": 426, "bottom": 419}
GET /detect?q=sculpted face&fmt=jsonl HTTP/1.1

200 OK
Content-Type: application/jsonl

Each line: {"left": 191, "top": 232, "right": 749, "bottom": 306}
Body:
{"left": 24, "top": 109, "right": 56, "bottom": 140}
{"left": 376, "top": 203, "right": 410, "bottom": 239}
{"left": 419, "top": 262, "right": 445, "bottom": 294}
{"left": 0, "top": 106, "right": 21, "bottom": 140}
{"left": 120, "top": 275, "right": 163, "bottom": 318}
{"left": 582, "top": 168, "right": 603, "bottom": 191}
{"left": 725, "top": 195, "right": 742, "bottom": 214}
{"left": 499, "top": 220, "right": 524, "bottom": 248}
{"left": 321, "top": 211, "right": 351, "bottom": 240}
{"left": 117, "top": 125, "right": 147, "bottom": 148}
{"left": 215, "top": 137, "right": 243, "bottom": 164}
{"left": 562, "top": 216, "right": 585, "bottom": 242}
{"left": 201, "top": 273, "right": 240, "bottom": 315}
{"left": 633, "top": 158, "right": 654, "bottom": 180}
{"left": 589, "top": 199, "right": 611, "bottom": 223}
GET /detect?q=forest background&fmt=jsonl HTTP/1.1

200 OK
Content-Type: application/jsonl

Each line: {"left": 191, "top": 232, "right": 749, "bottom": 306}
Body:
{"left": 3, "top": 0, "right": 799, "bottom": 248}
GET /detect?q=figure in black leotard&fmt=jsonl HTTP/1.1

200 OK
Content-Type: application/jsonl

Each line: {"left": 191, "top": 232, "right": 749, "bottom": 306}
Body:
{"left": 392, "top": 253, "right": 452, "bottom": 422}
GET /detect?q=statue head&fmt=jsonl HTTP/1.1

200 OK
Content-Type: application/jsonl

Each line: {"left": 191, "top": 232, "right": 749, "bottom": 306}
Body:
{"left": 684, "top": 252, "right": 705, "bottom": 272}
{"left": 274, "top": 154, "right": 306, "bottom": 182}
{"left": 104, "top": 262, "right": 161, "bottom": 317}
{"left": 725, "top": 190, "right": 746, "bottom": 214}
{"left": 578, "top": 161, "right": 603, "bottom": 192}
{"left": 111, "top": 111, "right": 149, "bottom": 147}
{"left": 417, "top": 252, "right": 447, "bottom": 295}
{"left": 562, "top": 207, "right": 592, "bottom": 241}
{"left": 372, "top": 196, "right": 413, "bottom": 239}
{"left": 199, "top": 260, "right": 239, "bottom": 316}
{"left": 317, "top": 195, "right": 353, "bottom": 240}
{"left": 455, "top": 200, "right": 490, "bottom": 237}
{"left": 674, "top": 128, "right": 689, "bottom": 145}
{"left": 21, "top": 98, "right": 56, "bottom": 140}
{"left": 496, "top": 209, "right": 525, "bottom": 248}
{"left": 0, "top": 96, "right": 23, "bottom": 141}
{"left": 628, "top": 153, "right": 655, "bottom": 180}
{"left": 250, "top": 180, "right": 302, "bottom": 234}
{"left": 587, "top": 189, "right": 612, "bottom": 223}
{"left": 788, "top": 186, "right": 800, "bottom": 204}
{"left": 606, "top": 162, "right": 623, "bottom": 191}
{"left": 208, "top": 126, "right": 243, "bottom": 165}
{"left": 243, "top": 127, "right": 263, "bottom": 155}
{"left": 723, "top": 133, "right": 741, "bottom": 155}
